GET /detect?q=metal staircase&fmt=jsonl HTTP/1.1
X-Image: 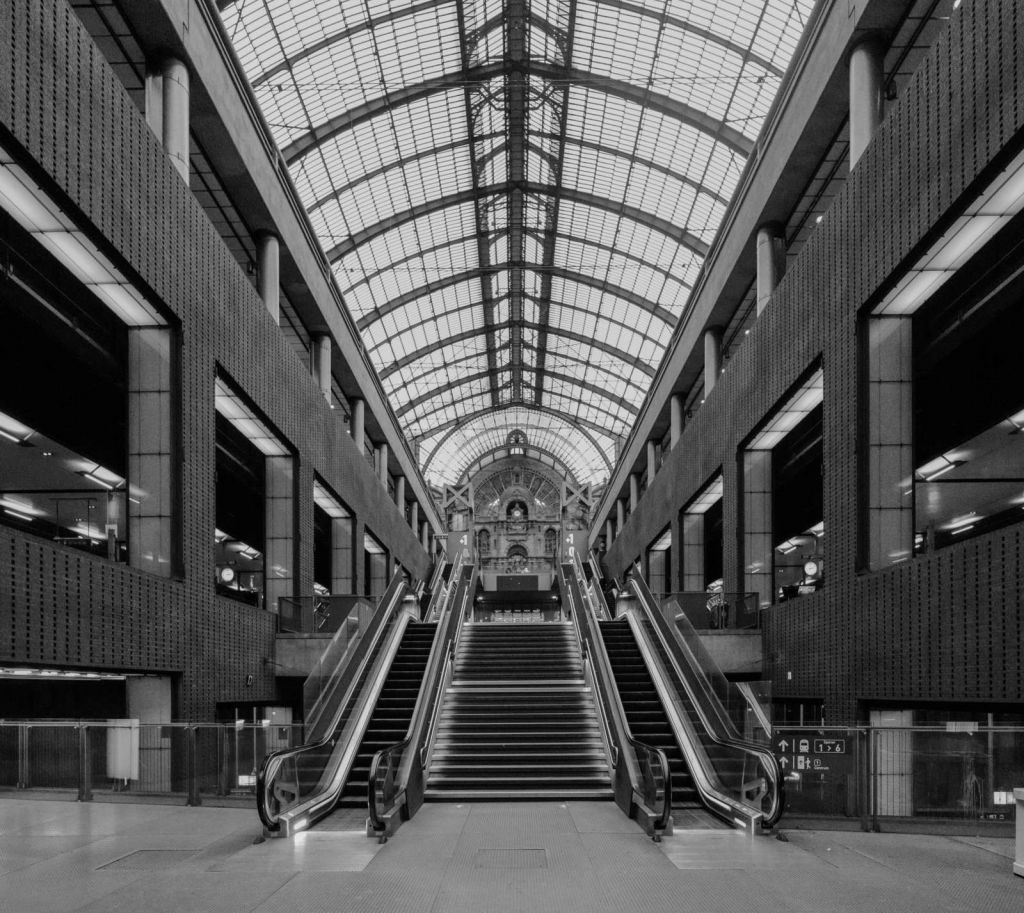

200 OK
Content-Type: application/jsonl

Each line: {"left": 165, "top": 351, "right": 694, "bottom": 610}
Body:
{"left": 425, "top": 609, "right": 613, "bottom": 800}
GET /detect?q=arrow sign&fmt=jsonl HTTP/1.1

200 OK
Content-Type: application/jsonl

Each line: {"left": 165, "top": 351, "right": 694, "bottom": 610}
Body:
{"left": 778, "top": 739, "right": 789, "bottom": 752}
{"left": 779, "top": 756, "right": 789, "bottom": 767}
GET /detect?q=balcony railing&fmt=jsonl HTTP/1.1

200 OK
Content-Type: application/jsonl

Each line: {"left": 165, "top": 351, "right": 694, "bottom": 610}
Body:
{"left": 276, "top": 594, "right": 373, "bottom": 635}
{"left": 655, "top": 592, "right": 761, "bottom": 630}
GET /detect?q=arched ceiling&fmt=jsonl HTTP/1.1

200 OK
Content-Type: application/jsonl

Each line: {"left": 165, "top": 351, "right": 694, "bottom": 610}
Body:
{"left": 220, "top": 0, "right": 814, "bottom": 486}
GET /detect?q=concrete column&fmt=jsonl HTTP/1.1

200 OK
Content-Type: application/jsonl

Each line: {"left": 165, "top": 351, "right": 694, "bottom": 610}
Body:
{"left": 629, "top": 474, "right": 639, "bottom": 512}
{"left": 160, "top": 58, "right": 190, "bottom": 181}
{"left": 866, "top": 317, "right": 914, "bottom": 568}
{"left": 646, "top": 440, "right": 657, "bottom": 482}
{"left": 849, "top": 37, "right": 884, "bottom": 168}
{"left": 311, "top": 333, "right": 331, "bottom": 399}
{"left": 127, "top": 328, "right": 174, "bottom": 577}
{"left": 377, "top": 443, "right": 388, "bottom": 485}
{"left": 742, "top": 450, "right": 773, "bottom": 608}
{"left": 395, "top": 475, "right": 405, "bottom": 510}
{"left": 351, "top": 398, "right": 364, "bottom": 450}
{"left": 410, "top": 501, "right": 419, "bottom": 533}
{"left": 681, "top": 512, "right": 705, "bottom": 591}
{"left": 264, "top": 455, "right": 295, "bottom": 613}
{"left": 756, "top": 224, "right": 786, "bottom": 315}
{"left": 257, "top": 234, "right": 280, "bottom": 324}
{"left": 144, "top": 68, "right": 163, "bottom": 142}
{"left": 617, "top": 498, "right": 626, "bottom": 531}
{"left": 421, "top": 521, "right": 430, "bottom": 551}
{"left": 703, "top": 326, "right": 723, "bottom": 394}
{"left": 670, "top": 394, "right": 683, "bottom": 447}
{"left": 605, "top": 519, "right": 614, "bottom": 547}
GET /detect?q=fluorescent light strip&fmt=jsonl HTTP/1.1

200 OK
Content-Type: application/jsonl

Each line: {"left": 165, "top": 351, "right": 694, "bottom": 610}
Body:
{"left": 214, "top": 378, "right": 289, "bottom": 457}
{"left": 4, "top": 508, "right": 34, "bottom": 522}
{"left": 748, "top": 369, "right": 824, "bottom": 451}
{"left": 875, "top": 147, "right": 1024, "bottom": 316}
{"left": 0, "top": 148, "right": 164, "bottom": 327}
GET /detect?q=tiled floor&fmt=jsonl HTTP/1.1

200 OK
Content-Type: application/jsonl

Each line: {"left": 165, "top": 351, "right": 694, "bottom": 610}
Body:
{"left": 0, "top": 797, "right": 1020, "bottom": 912}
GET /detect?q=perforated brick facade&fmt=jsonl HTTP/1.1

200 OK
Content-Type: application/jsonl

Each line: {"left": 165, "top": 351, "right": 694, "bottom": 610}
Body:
{"left": 604, "top": 0, "right": 1024, "bottom": 724}
{"left": 0, "top": 0, "right": 430, "bottom": 719}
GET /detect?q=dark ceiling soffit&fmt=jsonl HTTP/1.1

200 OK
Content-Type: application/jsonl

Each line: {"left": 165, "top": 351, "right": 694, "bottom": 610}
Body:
{"left": 327, "top": 183, "right": 711, "bottom": 261}
{"left": 281, "top": 62, "right": 754, "bottom": 164}
{"left": 378, "top": 321, "right": 657, "bottom": 379}
{"left": 355, "top": 264, "right": 676, "bottom": 329}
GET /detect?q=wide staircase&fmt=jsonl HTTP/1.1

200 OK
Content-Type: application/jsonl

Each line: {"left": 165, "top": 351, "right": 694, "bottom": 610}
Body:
{"left": 426, "top": 607, "right": 613, "bottom": 800}
{"left": 598, "top": 619, "right": 701, "bottom": 817}
{"left": 333, "top": 621, "right": 437, "bottom": 808}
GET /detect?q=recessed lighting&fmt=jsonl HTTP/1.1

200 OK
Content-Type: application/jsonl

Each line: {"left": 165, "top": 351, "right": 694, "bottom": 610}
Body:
{"left": 42, "top": 450, "right": 53, "bottom": 457}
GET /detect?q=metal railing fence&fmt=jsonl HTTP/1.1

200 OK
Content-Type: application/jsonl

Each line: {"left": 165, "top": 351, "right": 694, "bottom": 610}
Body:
{"left": 0, "top": 721, "right": 305, "bottom": 805}
{"left": 774, "top": 725, "right": 1024, "bottom": 832}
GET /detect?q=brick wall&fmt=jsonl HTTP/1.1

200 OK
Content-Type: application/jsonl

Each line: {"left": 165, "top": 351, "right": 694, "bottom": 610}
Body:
{"left": 604, "top": 0, "right": 1024, "bottom": 723}
{"left": 0, "top": 0, "right": 430, "bottom": 719}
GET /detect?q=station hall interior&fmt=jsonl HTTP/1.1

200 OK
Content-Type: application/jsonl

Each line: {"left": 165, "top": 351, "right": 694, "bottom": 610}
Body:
{"left": 2, "top": 0, "right": 1024, "bottom": 906}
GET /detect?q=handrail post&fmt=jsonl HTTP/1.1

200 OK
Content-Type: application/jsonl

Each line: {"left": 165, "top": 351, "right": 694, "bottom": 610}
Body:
{"left": 17, "top": 723, "right": 29, "bottom": 789}
{"left": 78, "top": 724, "right": 92, "bottom": 802}
{"left": 187, "top": 726, "right": 201, "bottom": 806}
{"left": 868, "top": 726, "right": 878, "bottom": 832}
{"left": 858, "top": 727, "right": 869, "bottom": 831}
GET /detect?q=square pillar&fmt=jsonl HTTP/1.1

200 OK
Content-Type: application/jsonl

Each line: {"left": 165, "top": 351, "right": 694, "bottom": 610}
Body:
{"left": 742, "top": 449, "right": 773, "bottom": 608}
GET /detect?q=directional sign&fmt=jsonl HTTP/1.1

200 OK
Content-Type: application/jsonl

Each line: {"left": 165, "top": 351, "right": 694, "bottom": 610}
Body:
{"left": 813, "top": 738, "right": 846, "bottom": 754}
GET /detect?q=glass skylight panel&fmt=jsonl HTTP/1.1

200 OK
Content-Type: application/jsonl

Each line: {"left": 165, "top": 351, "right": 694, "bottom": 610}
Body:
{"left": 221, "top": 0, "right": 814, "bottom": 483}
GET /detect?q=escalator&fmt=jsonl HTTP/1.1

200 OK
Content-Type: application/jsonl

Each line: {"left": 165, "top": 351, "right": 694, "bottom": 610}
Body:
{"left": 562, "top": 552, "right": 783, "bottom": 833}
{"left": 598, "top": 620, "right": 699, "bottom": 817}
{"left": 258, "top": 557, "right": 476, "bottom": 838}
{"left": 334, "top": 621, "right": 436, "bottom": 809}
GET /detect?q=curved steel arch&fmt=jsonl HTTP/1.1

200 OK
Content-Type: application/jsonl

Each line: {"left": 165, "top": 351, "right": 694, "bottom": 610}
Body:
{"left": 384, "top": 340, "right": 648, "bottom": 403}
{"left": 377, "top": 321, "right": 657, "bottom": 380}
{"left": 232, "top": 0, "right": 783, "bottom": 95}
{"left": 328, "top": 182, "right": 710, "bottom": 261}
{"left": 341, "top": 221, "right": 695, "bottom": 303}
{"left": 455, "top": 445, "right": 581, "bottom": 488}
{"left": 408, "top": 389, "right": 629, "bottom": 445}
{"left": 369, "top": 298, "right": 664, "bottom": 382}
{"left": 356, "top": 264, "right": 676, "bottom": 331}
{"left": 396, "top": 367, "right": 639, "bottom": 420}
{"left": 310, "top": 130, "right": 729, "bottom": 221}
{"left": 282, "top": 61, "right": 753, "bottom": 164}
{"left": 421, "top": 406, "right": 614, "bottom": 476}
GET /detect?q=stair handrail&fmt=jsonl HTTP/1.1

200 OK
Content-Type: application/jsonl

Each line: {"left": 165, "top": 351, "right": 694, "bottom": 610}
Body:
{"left": 256, "top": 571, "right": 412, "bottom": 836}
{"left": 560, "top": 555, "right": 672, "bottom": 836}
{"left": 367, "top": 558, "right": 476, "bottom": 838}
{"left": 624, "top": 571, "right": 785, "bottom": 828}
{"left": 422, "top": 555, "right": 450, "bottom": 621}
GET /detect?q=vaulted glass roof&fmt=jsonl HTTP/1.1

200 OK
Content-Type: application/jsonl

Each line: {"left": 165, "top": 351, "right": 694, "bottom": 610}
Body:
{"left": 220, "top": 0, "right": 814, "bottom": 486}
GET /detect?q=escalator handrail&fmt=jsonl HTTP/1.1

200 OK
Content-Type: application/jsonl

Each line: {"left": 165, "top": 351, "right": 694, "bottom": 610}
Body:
{"left": 367, "top": 560, "right": 476, "bottom": 833}
{"left": 560, "top": 557, "right": 671, "bottom": 832}
{"left": 304, "top": 573, "right": 408, "bottom": 739}
{"left": 627, "top": 572, "right": 785, "bottom": 827}
{"left": 256, "top": 571, "right": 409, "bottom": 833}
{"left": 423, "top": 555, "right": 452, "bottom": 621}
